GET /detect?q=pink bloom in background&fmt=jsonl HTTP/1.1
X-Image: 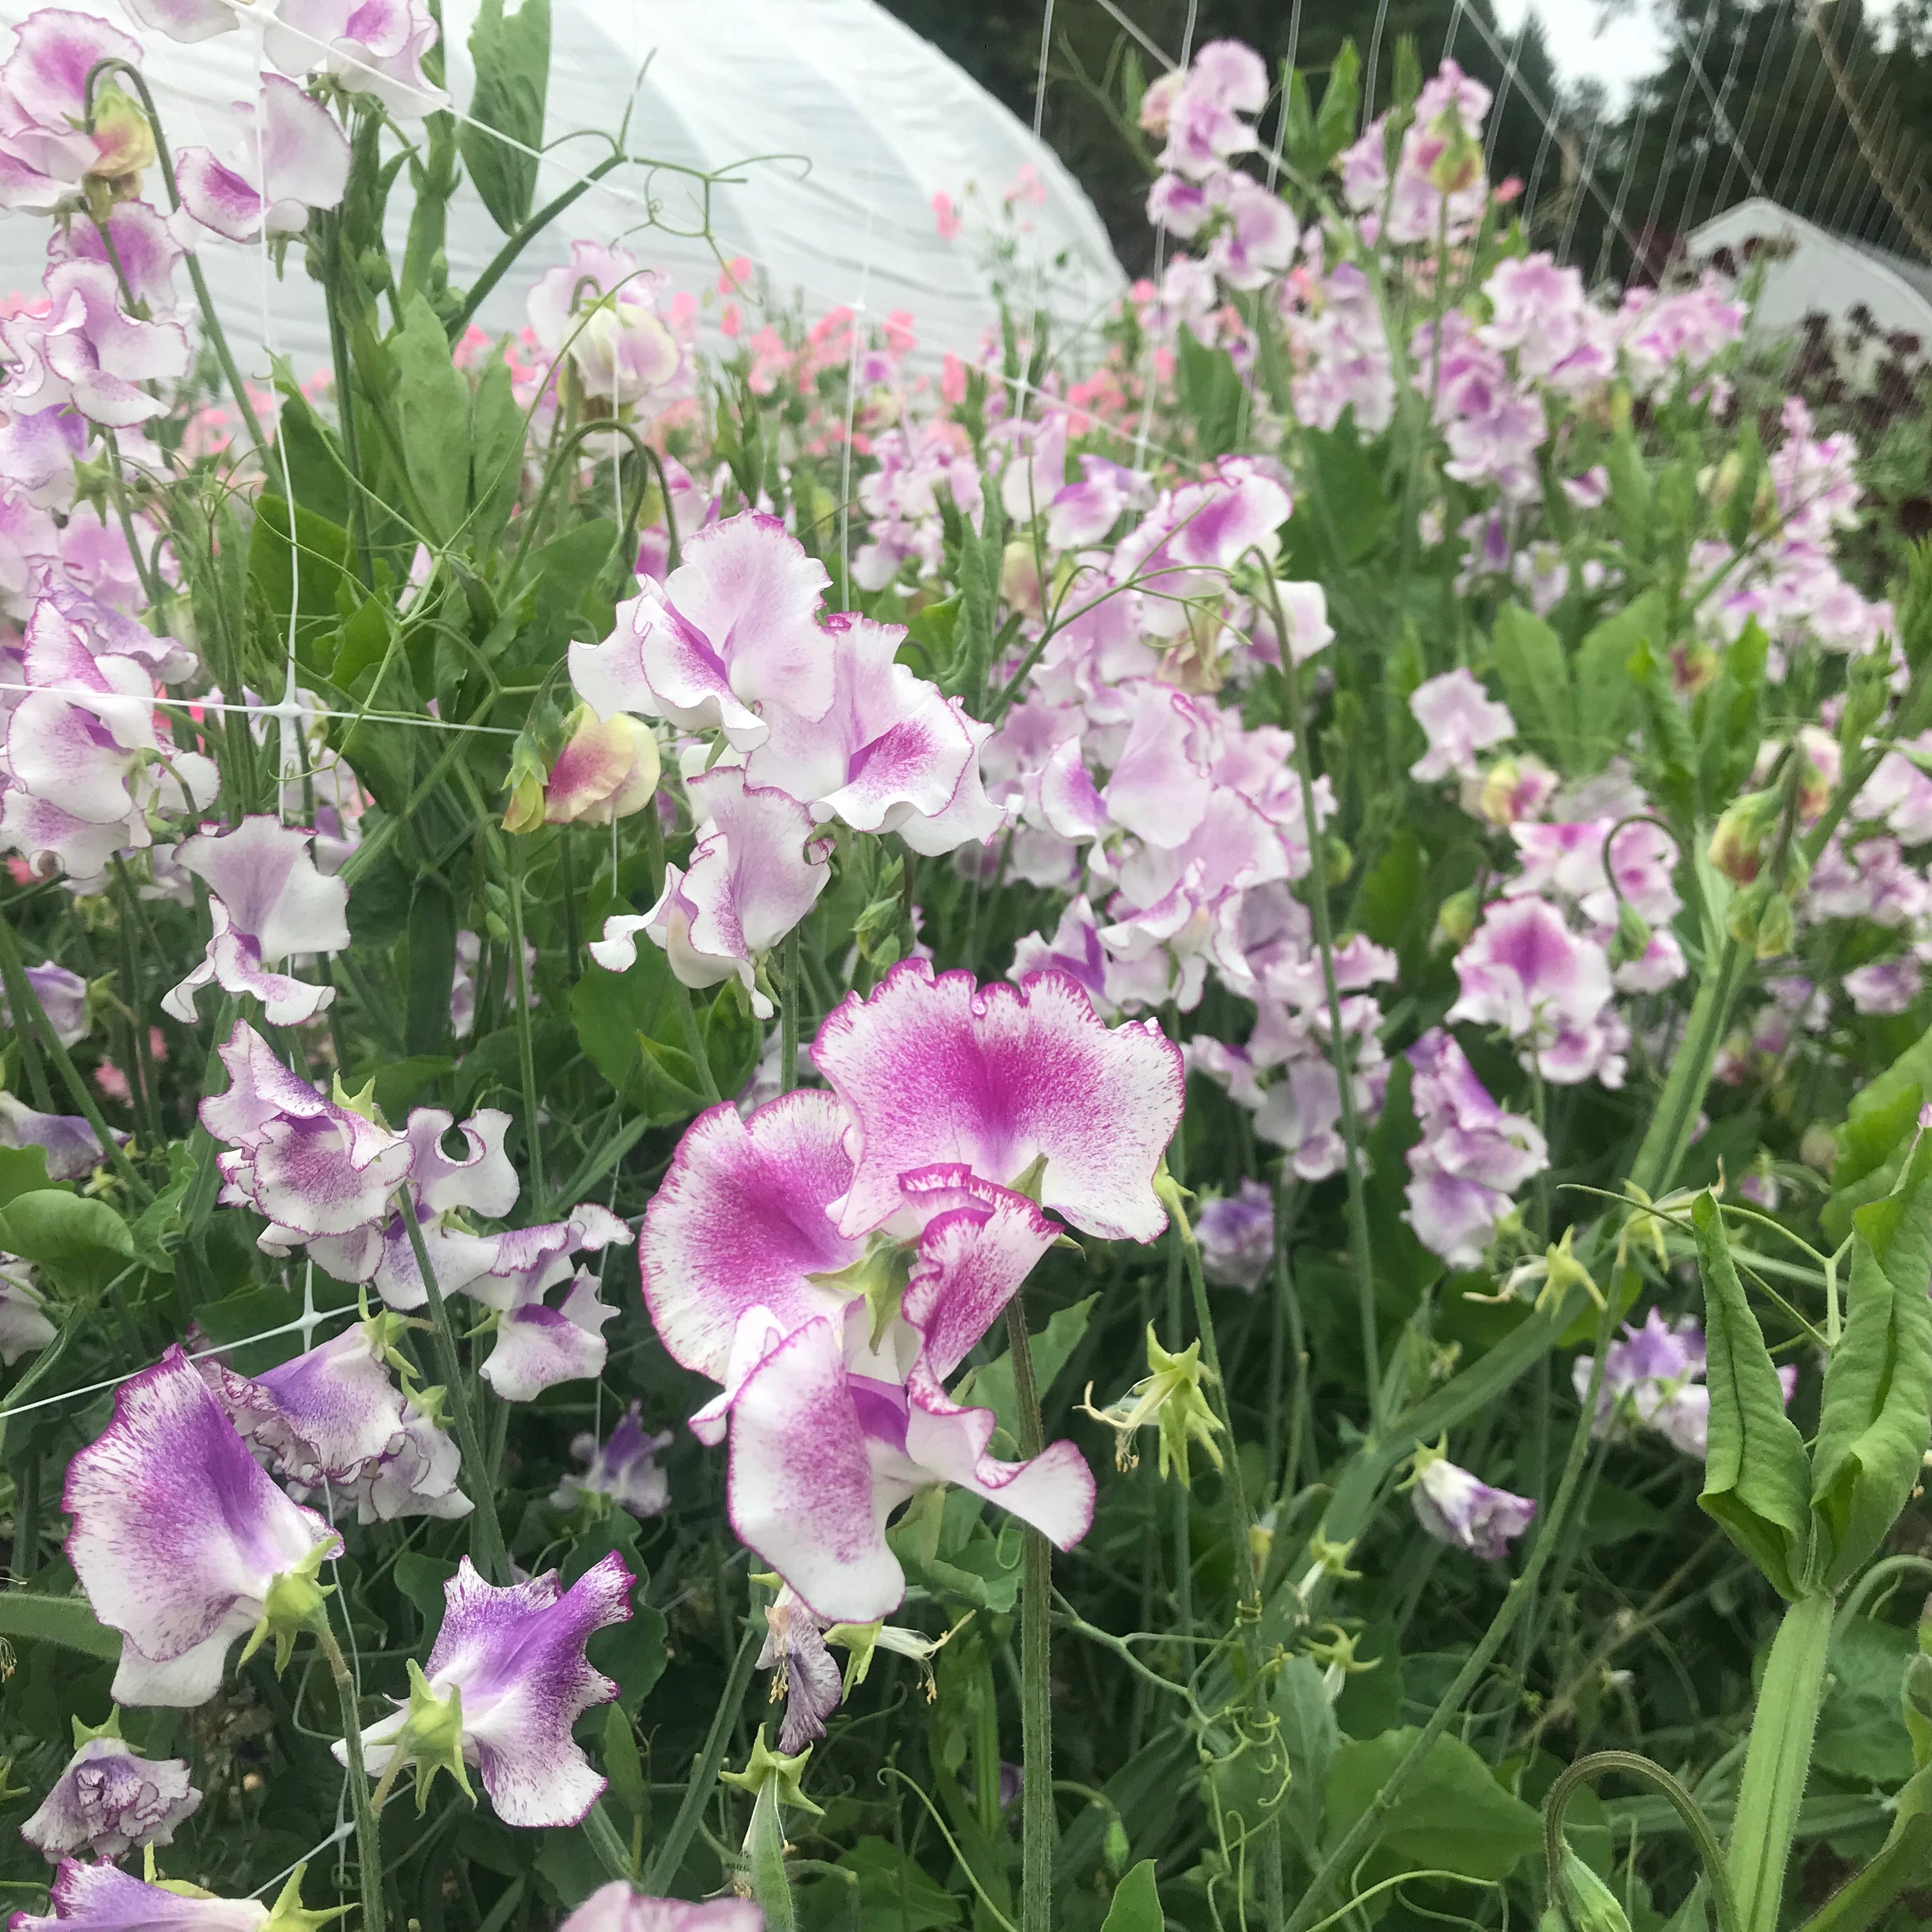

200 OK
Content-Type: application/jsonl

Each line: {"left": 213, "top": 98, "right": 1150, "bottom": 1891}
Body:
{"left": 560, "top": 1887, "right": 762, "bottom": 1932}
{"left": 1408, "top": 668, "right": 1516, "bottom": 782}
{"left": 932, "top": 191, "right": 962, "bottom": 240}
{"left": 528, "top": 240, "right": 684, "bottom": 411}
{"left": 1403, "top": 1029, "right": 1547, "bottom": 1267}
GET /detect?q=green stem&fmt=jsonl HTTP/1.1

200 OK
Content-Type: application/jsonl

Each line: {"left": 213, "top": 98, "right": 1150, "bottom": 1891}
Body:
{"left": 671, "top": 981, "right": 723, "bottom": 1106}
{"left": 779, "top": 928, "right": 802, "bottom": 1094}
{"left": 445, "top": 154, "right": 627, "bottom": 342}
{"left": 641, "top": 1625, "right": 761, "bottom": 1893}
{"left": 1835, "top": 1555, "right": 1932, "bottom": 1637}
{"left": 1545, "top": 1751, "right": 1742, "bottom": 1932}
{"left": 323, "top": 215, "right": 375, "bottom": 591}
{"left": 506, "top": 847, "right": 546, "bottom": 1206}
{"left": 315, "top": 1620, "right": 386, "bottom": 1932}
{"left": 395, "top": 1191, "right": 508, "bottom": 1583}
{"left": 1280, "top": 1287, "right": 1622, "bottom": 1932}
{"left": 1174, "top": 1213, "right": 1284, "bottom": 1930}
{"left": 1728, "top": 1590, "right": 1836, "bottom": 1932}
{"left": 581, "top": 1798, "right": 634, "bottom": 1882}
{"left": 112, "top": 858, "right": 164, "bottom": 1149}
{"left": 743, "top": 1781, "right": 798, "bottom": 1931}
{"left": 1793, "top": 1765, "right": 1932, "bottom": 1932}
{"left": 1003, "top": 1292, "right": 1054, "bottom": 1932}
{"left": 0, "top": 917, "right": 151, "bottom": 1204}
{"left": 1268, "top": 578, "right": 1378, "bottom": 1407}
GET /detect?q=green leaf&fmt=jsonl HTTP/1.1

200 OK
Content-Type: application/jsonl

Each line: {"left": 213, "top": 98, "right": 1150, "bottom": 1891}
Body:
{"left": 1814, "top": 1129, "right": 1932, "bottom": 1587}
{"left": 1490, "top": 602, "right": 1574, "bottom": 766}
{"left": 1695, "top": 617, "right": 1767, "bottom": 813}
{"left": 569, "top": 943, "right": 710, "bottom": 1125}
{"left": 955, "top": 1295, "right": 1098, "bottom": 1439}
{"left": 0, "top": 1192, "right": 134, "bottom": 1289}
{"left": 460, "top": 0, "right": 549, "bottom": 233}
{"left": 0, "top": 1144, "right": 61, "bottom": 1209}
{"left": 1314, "top": 42, "right": 1361, "bottom": 167}
{"left": 1176, "top": 325, "right": 1245, "bottom": 457}
{"left": 469, "top": 356, "right": 525, "bottom": 551}
{"left": 392, "top": 293, "right": 473, "bottom": 542}
{"left": 1692, "top": 1193, "right": 1814, "bottom": 1598}
{"left": 0, "top": 1589, "right": 119, "bottom": 1661}
{"left": 1275, "top": 1654, "right": 1337, "bottom": 1857}
{"left": 1100, "top": 1860, "right": 1162, "bottom": 1932}
{"left": 1816, "top": 1617, "right": 1917, "bottom": 1786}
{"left": 248, "top": 495, "right": 353, "bottom": 673}
{"left": 394, "top": 1552, "right": 458, "bottom": 1644}
{"left": 1324, "top": 1728, "right": 1541, "bottom": 1879}
{"left": 799, "top": 1837, "right": 962, "bottom": 1932}
{"left": 601, "top": 1704, "right": 647, "bottom": 1825}
{"left": 1572, "top": 589, "right": 1659, "bottom": 772}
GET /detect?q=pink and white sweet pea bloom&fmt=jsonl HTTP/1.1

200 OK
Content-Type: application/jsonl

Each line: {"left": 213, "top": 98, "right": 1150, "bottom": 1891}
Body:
{"left": 1409, "top": 669, "right": 1516, "bottom": 782}
{"left": 528, "top": 241, "right": 682, "bottom": 410}
{"left": 638, "top": 1087, "right": 1091, "bottom": 1619}
{"left": 164, "top": 817, "right": 350, "bottom": 1026}
{"left": 559, "top": 1886, "right": 762, "bottom": 1932}
{"left": 1402, "top": 1029, "right": 1548, "bottom": 1268}
{"left": 1448, "top": 898, "right": 1619, "bottom": 1087}
{"left": 1206, "top": 176, "right": 1299, "bottom": 290}
{"left": 0, "top": 12, "right": 148, "bottom": 212}
{"left": 337, "top": 1554, "right": 634, "bottom": 1828}
{"left": 176, "top": 76, "right": 351, "bottom": 243}
{"left": 261, "top": 0, "right": 448, "bottom": 119}
{"left": 591, "top": 767, "right": 831, "bottom": 1020}
{"left": 745, "top": 614, "right": 1006, "bottom": 856}
{"left": 1410, "top": 1448, "right": 1537, "bottom": 1560}
{"left": 64, "top": 1346, "right": 343, "bottom": 1706}
{"left": 481, "top": 1270, "right": 620, "bottom": 1402}
{"left": 0, "top": 262, "right": 190, "bottom": 427}
{"left": 201, "top": 1022, "right": 414, "bottom": 1273}
{"left": 10, "top": 1861, "right": 272, "bottom": 1932}
{"left": 813, "top": 962, "right": 1186, "bottom": 1244}
{"left": 22, "top": 1731, "right": 202, "bottom": 1862}
{"left": 119, "top": 0, "right": 240, "bottom": 43}
{"left": 569, "top": 514, "right": 834, "bottom": 751}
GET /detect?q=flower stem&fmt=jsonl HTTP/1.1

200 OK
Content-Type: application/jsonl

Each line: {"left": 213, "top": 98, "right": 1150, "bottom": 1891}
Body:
{"left": 1173, "top": 1208, "right": 1285, "bottom": 1931}
{"left": 1728, "top": 1589, "right": 1836, "bottom": 1932}
{"left": 506, "top": 845, "right": 546, "bottom": 1206}
{"left": 1267, "top": 578, "right": 1378, "bottom": 1409}
{"left": 671, "top": 981, "right": 723, "bottom": 1106}
{"left": 0, "top": 915, "right": 151, "bottom": 1204}
{"left": 779, "top": 927, "right": 802, "bottom": 1094}
{"left": 1002, "top": 1291, "right": 1054, "bottom": 1932}
{"left": 642, "top": 1624, "right": 761, "bottom": 1893}
{"left": 1280, "top": 1285, "right": 1623, "bottom": 1932}
{"left": 395, "top": 1190, "right": 509, "bottom": 1583}
{"left": 314, "top": 1620, "right": 386, "bottom": 1932}
{"left": 581, "top": 1798, "right": 635, "bottom": 1882}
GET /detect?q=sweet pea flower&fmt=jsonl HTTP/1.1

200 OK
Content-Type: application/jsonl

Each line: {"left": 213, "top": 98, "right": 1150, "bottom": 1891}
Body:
{"left": 1409, "top": 669, "right": 1515, "bottom": 782}
{"left": 201, "top": 1308, "right": 471, "bottom": 1522}
{"left": 1206, "top": 176, "right": 1299, "bottom": 289}
{"left": 1408, "top": 1443, "right": 1536, "bottom": 1558}
{"left": 1195, "top": 1179, "right": 1274, "bottom": 1289}
{"left": 758, "top": 1586, "right": 845, "bottom": 1753}
{"left": 10, "top": 1860, "right": 288, "bottom": 1932}
{"left": 164, "top": 817, "right": 350, "bottom": 1027}
{"left": 543, "top": 709, "right": 661, "bottom": 826}
{"left": 0, "top": 13, "right": 151, "bottom": 213}
{"left": 2, "top": 960, "right": 88, "bottom": 1046}
{"left": 21, "top": 1717, "right": 202, "bottom": 1862}
{"left": 261, "top": 0, "right": 448, "bottom": 120}
{"left": 119, "top": 0, "right": 240, "bottom": 43}
{"left": 639, "top": 1085, "right": 1093, "bottom": 1619}
{"left": 0, "top": 1257, "right": 57, "bottom": 1364}
{"left": 528, "top": 241, "right": 682, "bottom": 411}
{"left": 65, "top": 1346, "right": 343, "bottom": 1705}
{"left": 1402, "top": 1029, "right": 1548, "bottom": 1268}
{"left": 0, "top": 1094, "right": 115, "bottom": 1182}
{"left": 569, "top": 514, "right": 834, "bottom": 751}
{"left": 813, "top": 962, "right": 1186, "bottom": 1243}
{"left": 746, "top": 613, "right": 1006, "bottom": 857}
{"left": 201, "top": 1022, "right": 414, "bottom": 1275}
{"left": 176, "top": 76, "right": 351, "bottom": 243}
{"left": 591, "top": 767, "right": 832, "bottom": 1020}
{"left": 553, "top": 1402, "right": 674, "bottom": 1519}
{"left": 480, "top": 1270, "right": 620, "bottom": 1402}
{"left": 559, "top": 1887, "right": 762, "bottom": 1932}
{"left": 336, "top": 1554, "right": 634, "bottom": 1828}
{"left": 0, "top": 261, "right": 190, "bottom": 428}
{"left": 1447, "top": 898, "right": 1620, "bottom": 1086}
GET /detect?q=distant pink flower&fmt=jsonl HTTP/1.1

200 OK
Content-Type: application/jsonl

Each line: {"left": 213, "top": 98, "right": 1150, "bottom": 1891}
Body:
{"left": 932, "top": 191, "right": 962, "bottom": 240}
{"left": 1408, "top": 669, "right": 1515, "bottom": 783}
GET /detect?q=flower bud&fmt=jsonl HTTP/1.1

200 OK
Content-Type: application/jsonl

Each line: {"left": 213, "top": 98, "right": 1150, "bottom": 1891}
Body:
{"left": 1800, "top": 1124, "right": 1839, "bottom": 1173}
{"left": 544, "top": 708, "right": 661, "bottom": 827}
{"left": 1432, "top": 885, "right": 1480, "bottom": 950}
{"left": 999, "top": 539, "right": 1045, "bottom": 620}
{"left": 1708, "top": 790, "right": 1781, "bottom": 885}
{"left": 1554, "top": 1850, "right": 1634, "bottom": 1932}
{"left": 89, "top": 88, "right": 155, "bottom": 184}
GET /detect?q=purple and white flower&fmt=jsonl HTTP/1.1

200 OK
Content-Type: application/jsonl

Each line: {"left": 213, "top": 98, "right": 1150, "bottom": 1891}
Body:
{"left": 64, "top": 1346, "right": 342, "bottom": 1706}
{"left": 21, "top": 1721, "right": 201, "bottom": 1863}
{"left": 553, "top": 1403, "right": 674, "bottom": 1519}
{"left": 176, "top": 75, "right": 351, "bottom": 243}
{"left": 1195, "top": 1179, "right": 1274, "bottom": 1289}
{"left": 557, "top": 1887, "right": 762, "bottom": 1932}
{"left": 164, "top": 817, "right": 351, "bottom": 1027}
{"left": 528, "top": 241, "right": 684, "bottom": 411}
{"left": 0, "top": 1258, "right": 56, "bottom": 1364}
{"left": 9, "top": 1860, "right": 271, "bottom": 1932}
{"left": 336, "top": 1553, "right": 635, "bottom": 1829}
{"left": 1408, "top": 1443, "right": 1537, "bottom": 1559}
{"left": 1408, "top": 670, "right": 1515, "bottom": 783}
{"left": 0, "top": 1095, "right": 116, "bottom": 1183}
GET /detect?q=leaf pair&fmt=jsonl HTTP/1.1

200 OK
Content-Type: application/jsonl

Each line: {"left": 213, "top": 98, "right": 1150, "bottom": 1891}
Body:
{"left": 1694, "top": 1123, "right": 1932, "bottom": 1599}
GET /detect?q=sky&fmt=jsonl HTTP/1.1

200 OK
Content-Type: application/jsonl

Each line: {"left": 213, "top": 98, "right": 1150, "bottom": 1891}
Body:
{"left": 1487, "top": 0, "right": 1671, "bottom": 105}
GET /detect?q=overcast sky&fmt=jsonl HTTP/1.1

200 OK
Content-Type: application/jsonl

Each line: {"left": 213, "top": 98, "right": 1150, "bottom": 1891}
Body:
{"left": 1487, "top": 0, "right": 1669, "bottom": 105}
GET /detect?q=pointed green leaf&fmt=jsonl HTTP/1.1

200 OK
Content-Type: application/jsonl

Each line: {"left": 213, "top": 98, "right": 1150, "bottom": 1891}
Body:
{"left": 1490, "top": 601, "right": 1574, "bottom": 766}
{"left": 1692, "top": 1192, "right": 1813, "bottom": 1598}
{"left": 1100, "top": 1860, "right": 1162, "bottom": 1932}
{"left": 460, "top": 0, "right": 549, "bottom": 234}
{"left": 392, "top": 293, "right": 473, "bottom": 542}
{"left": 1814, "top": 1128, "right": 1932, "bottom": 1586}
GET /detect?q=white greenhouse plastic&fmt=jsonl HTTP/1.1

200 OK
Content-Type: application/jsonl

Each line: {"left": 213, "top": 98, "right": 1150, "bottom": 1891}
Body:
{"left": 0, "top": 0, "right": 1127, "bottom": 381}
